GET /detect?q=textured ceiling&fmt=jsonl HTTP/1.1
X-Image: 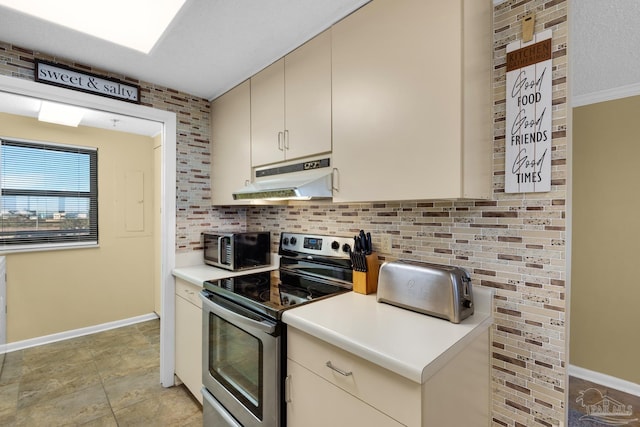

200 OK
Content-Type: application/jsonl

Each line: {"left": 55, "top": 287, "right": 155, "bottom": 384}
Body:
{"left": 0, "top": 0, "right": 369, "bottom": 100}
{"left": 571, "top": 0, "right": 640, "bottom": 99}
{"left": 2, "top": 1, "right": 636, "bottom": 122}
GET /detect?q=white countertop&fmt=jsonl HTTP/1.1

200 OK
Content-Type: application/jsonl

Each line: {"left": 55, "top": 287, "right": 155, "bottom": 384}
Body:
{"left": 172, "top": 254, "right": 280, "bottom": 286}
{"left": 282, "top": 286, "right": 494, "bottom": 384}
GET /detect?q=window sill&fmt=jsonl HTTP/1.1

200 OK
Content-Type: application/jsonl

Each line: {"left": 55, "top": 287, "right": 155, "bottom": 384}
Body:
{"left": 0, "top": 241, "right": 99, "bottom": 255}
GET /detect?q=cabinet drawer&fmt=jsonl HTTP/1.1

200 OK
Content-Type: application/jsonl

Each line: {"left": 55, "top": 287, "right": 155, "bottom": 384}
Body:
{"left": 287, "top": 359, "right": 403, "bottom": 427}
{"left": 175, "top": 278, "right": 202, "bottom": 308}
{"left": 287, "top": 328, "right": 420, "bottom": 426}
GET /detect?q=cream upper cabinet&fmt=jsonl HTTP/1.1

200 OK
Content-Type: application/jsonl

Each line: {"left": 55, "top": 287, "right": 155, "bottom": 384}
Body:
{"left": 331, "top": 0, "right": 492, "bottom": 202}
{"left": 251, "top": 30, "right": 332, "bottom": 167}
{"left": 211, "top": 80, "right": 251, "bottom": 205}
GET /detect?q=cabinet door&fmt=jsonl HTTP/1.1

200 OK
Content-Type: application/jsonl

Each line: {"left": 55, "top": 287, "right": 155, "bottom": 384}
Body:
{"left": 288, "top": 327, "right": 420, "bottom": 426}
{"left": 284, "top": 29, "right": 332, "bottom": 162}
{"left": 286, "top": 360, "right": 402, "bottom": 427}
{"left": 251, "top": 59, "right": 286, "bottom": 167}
{"left": 211, "top": 80, "right": 252, "bottom": 205}
{"left": 332, "top": 0, "right": 483, "bottom": 202}
{"left": 175, "top": 290, "right": 203, "bottom": 404}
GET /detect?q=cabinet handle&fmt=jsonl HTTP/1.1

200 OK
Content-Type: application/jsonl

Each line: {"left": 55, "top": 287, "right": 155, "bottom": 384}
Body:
{"left": 284, "top": 129, "right": 290, "bottom": 150}
{"left": 285, "top": 375, "right": 292, "bottom": 403}
{"left": 278, "top": 131, "right": 284, "bottom": 151}
{"left": 332, "top": 168, "right": 339, "bottom": 192}
{"left": 325, "top": 361, "right": 352, "bottom": 376}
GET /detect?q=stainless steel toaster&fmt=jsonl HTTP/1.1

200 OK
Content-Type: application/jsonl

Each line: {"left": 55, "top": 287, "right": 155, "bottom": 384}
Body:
{"left": 376, "top": 260, "right": 474, "bottom": 323}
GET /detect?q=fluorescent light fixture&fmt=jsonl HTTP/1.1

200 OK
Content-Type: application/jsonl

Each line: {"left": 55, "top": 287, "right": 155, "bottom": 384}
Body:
{"left": 38, "top": 101, "right": 86, "bottom": 127}
{"left": 0, "top": 0, "right": 187, "bottom": 53}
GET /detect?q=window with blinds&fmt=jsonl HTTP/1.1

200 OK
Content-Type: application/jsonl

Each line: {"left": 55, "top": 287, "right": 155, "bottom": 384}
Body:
{"left": 0, "top": 139, "right": 98, "bottom": 250}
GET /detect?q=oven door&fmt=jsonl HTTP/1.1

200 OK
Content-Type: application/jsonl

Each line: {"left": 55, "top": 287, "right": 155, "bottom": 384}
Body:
{"left": 200, "top": 290, "right": 282, "bottom": 427}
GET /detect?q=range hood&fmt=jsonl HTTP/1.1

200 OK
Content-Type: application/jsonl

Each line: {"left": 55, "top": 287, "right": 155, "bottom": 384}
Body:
{"left": 233, "top": 158, "right": 333, "bottom": 201}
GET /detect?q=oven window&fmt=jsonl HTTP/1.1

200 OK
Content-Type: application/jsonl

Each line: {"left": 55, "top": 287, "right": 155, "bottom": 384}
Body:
{"left": 208, "top": 312, "right": 263, "bottom": 419}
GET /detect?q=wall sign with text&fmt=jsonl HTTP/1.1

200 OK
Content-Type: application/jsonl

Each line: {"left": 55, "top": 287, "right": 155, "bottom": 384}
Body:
{"left": 505, "top": 30, "right": 552, "bottom": 193}
{"left": 35, "top": 61, "right": 140, "bottom": 104}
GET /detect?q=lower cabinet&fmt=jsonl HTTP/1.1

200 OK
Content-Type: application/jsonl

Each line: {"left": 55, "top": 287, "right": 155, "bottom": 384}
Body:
{"left": 175, "top": 278, "right": 203, "bottom": 404}
{"left": 287, "top": 360, "right": 403, "bottom": 427}
{"left": 286, "top": 327, "right": 490, "bottom": 427}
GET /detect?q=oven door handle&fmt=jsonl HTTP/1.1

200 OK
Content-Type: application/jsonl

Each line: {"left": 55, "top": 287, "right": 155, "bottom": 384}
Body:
{"left": 200, "top": 293, "right": 277, "bottom": 334}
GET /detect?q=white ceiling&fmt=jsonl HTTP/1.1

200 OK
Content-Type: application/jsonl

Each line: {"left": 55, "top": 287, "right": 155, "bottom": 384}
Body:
{"left": 0, "top": 0, "right": 368, "bottom": 136}
{"left": 571, "top": 0, "right": 640, "bottom": 100}
{"left": 0, "top": 0, "right": 369, "bottom": 101}
{"left": 0, "top": 92, "right": 164, "bottom": 137}
{"left": 2, "top": 1, "right": 634, "bottom": 135}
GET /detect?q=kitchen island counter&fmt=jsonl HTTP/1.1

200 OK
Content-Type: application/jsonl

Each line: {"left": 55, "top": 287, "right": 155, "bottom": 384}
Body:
{"left": 282, "top": 286, "right": 493, "bottom": 384}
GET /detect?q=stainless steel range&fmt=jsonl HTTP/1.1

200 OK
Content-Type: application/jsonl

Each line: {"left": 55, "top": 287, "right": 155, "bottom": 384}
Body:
{"left": 200, "top": 232, "right": 353, "bottom": 427}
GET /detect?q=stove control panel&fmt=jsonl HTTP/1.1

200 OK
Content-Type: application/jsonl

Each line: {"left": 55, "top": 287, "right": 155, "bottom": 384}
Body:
{"left": 280, "top": 232, "right": 352, "bottom": 259}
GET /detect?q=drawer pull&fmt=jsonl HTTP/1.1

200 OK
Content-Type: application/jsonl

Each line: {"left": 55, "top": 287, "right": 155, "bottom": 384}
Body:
{"left": 325, "top": 361, "right": 352, "bottom": 377}
{"left": 285, "top": 375, "right": 292, "bottom": 403}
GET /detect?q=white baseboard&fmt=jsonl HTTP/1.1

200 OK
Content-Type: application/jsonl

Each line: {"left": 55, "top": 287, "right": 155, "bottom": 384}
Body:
{"left": 0, "top": 313, "right": 159, "bottom": 354}
{"left": 569, "top": 364, "right": 640, "bottom": 397}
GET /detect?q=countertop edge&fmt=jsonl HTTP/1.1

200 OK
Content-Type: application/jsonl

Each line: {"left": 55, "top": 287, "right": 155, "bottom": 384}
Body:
{"left": 172, "top": 255, "right": 280, "bottom": 286}
{"left": 283, "top": 309, "right": 492, "bottom": 384}
{"left": 283, "top": 287, "right": 494, "bottom": 384}
{"left": 419, "top": 314, "right": 493, "bottom": 382}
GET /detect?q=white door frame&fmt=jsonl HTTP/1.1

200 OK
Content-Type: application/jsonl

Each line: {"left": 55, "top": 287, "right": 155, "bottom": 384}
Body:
{"left": 0, "top": 75, "right": 177, "bottom": 387}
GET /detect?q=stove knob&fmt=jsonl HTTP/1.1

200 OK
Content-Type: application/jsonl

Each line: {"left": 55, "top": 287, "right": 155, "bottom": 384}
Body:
{"left": 283, "top": 237, "right": 289, "bottom": 245}
{"left": 290, "top": 237, "right": 297, "bottom": 245}
{"left": 331, "top": 241, "right": 340, "bottom": 250}
{"left": 342, "top": 243, "right": 351, "bottom": 253}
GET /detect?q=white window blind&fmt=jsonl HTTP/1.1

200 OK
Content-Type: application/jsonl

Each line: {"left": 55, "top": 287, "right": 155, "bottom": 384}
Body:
{"left": 0, "top": 138, "right": 98, "bottom": 249}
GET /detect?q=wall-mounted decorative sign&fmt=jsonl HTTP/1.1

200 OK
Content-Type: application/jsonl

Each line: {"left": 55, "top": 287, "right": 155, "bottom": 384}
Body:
{"left": 505, "top": 29, "right": 552, "bottom": 193}
{"left": 35, "top": 60, "right": 140, "bottom": 104}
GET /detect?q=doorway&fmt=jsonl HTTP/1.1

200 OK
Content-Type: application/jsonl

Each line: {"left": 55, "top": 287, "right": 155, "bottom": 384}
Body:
{"left": 0, "top": 75, "right": 177, "bottom": 387}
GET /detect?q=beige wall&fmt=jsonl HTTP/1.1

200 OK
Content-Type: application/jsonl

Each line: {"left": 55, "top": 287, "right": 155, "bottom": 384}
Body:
{"left": 0, "top": 113, "right": 156, "bottom": 342}
{"left": 571, "top": 96, "right": 640, "bottom": 383}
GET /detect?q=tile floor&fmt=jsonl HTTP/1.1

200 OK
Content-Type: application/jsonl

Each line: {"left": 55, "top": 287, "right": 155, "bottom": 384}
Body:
{"left": 0, "top": 319, "right": 202, "bottom": 426}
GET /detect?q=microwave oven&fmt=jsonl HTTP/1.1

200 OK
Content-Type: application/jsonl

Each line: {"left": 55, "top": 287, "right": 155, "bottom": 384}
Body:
{"left": 203, "top": 231, "right": 271, "bottom": 271}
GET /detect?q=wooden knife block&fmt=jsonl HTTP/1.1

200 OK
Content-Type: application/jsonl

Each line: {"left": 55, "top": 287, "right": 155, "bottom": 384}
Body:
{"left": 353, "top": 252, "right": 380, "bottom": 295}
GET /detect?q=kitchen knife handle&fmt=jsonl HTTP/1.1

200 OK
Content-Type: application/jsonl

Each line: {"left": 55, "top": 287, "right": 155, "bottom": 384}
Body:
{"left": 359, "top": 230, "right": 367, "bottom": 253}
